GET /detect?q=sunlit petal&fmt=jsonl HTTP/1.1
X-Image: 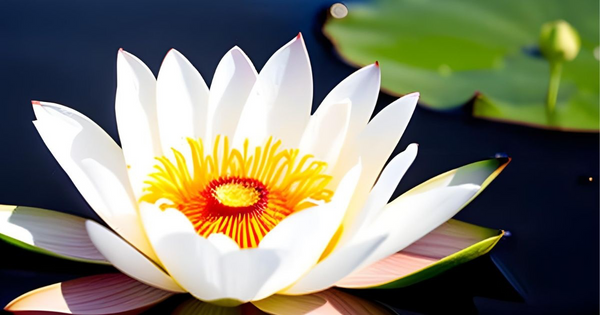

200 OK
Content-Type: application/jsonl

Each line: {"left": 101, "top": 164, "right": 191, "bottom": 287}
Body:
{"left": 234, "top": 34, "right": 312, "bottom": 149}
{"left": 207, "top": 46, "right": 258, "bottom": 144}
{"left": 32, "top": 101, "right": 157, "bottom": 262}
{"left": 115, "top": 49, "right": 162, "bottom": 199}
{"left": 157, "top": 49, "right": 209, "bottom": 152}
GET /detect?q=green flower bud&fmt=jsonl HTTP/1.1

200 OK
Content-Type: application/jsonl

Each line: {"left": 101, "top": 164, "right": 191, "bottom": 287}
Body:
{"left": 539, "top": 20, "right": 581, "bottom": 62}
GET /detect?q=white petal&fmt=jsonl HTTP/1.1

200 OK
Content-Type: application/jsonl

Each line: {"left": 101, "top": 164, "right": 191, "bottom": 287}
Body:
{"left": 140, "top": 205, "right": 279, "bottom": 304}
{"left": 298, "top": 100, "right": 351, "bottom": 168}
{"left": 206, "top": 46, "right": 258, "bottom": 143}
{"left": 341, "top": 144, "right": 418, "bottom": 244}
{"left": 156, "top": 49, "right": 209, "bottom": 152}
{"left": 234, "top": 34, "right": 312, "bottom": 149}
{"left": 281, "top": 234, "right": 386, "bottom": 295}
{"left": 140, "top": 164, "right": 361, "bottom": 302}
{"left": 218, "top": 249, "right": 282, "bottom": 303}
{"left": 207, "top": 233, "right": 240, "bottom": 254}
{"left": 140, "top": 205, "right": 223, "bottom": 301}
{"left": 318, "top": 63, "right": 380, "bottom": 141}
{"left": 254, "top": 162, "right": 362, "bottom": 300}
{"left": 115, "top": 49, "right": 161, "bottom": 199}
{"left": 0, "top": 205, "right": 107, "bottom": 264}
{"left": 85, "top": 220, "right": 185, "bottom": 293}
{"left": 358, "top": 184, "right": 480, "bottom": 268}
{"left": 335, "top": 93, "right": 419, "bottom": 245}
{"left": 32, "top": 101, "right": 158, "bottom": 262}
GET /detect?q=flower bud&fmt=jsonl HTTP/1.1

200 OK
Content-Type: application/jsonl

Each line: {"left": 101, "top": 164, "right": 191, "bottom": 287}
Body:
{"left": 539, "top": 20, "right": 581, "bottom": 62}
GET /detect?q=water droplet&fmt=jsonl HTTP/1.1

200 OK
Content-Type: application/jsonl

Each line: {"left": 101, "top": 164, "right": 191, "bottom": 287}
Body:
{"left": 330, "top": 3, "right": 348, "bottom": 19}
{"left": 594, "top": 46, "right": 600, "bottom": 61}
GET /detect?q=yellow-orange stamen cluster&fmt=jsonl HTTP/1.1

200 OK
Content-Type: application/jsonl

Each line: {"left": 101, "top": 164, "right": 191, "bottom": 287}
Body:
{"left": 141, "top": 136, "right": 333, "bottom": 248}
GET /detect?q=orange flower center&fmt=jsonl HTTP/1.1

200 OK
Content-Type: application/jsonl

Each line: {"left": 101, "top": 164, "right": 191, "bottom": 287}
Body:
{"left": 141, "top": 136, "right": 333, "bottom": 248}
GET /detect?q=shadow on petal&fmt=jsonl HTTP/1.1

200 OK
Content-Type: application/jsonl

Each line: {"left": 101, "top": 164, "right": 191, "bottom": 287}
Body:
{"left": 5, "top": 273, "right": 173, "bottom": 314}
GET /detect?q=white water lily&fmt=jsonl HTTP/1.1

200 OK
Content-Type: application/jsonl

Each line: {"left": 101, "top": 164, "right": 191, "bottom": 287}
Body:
{"left": 1, "top": 34, "right": 509, "bottom": 313}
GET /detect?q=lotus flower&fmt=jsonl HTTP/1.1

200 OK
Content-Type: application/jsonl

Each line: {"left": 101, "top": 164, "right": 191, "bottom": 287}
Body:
{"left": 1, "top": 34, "right": 509, "bottom": 314}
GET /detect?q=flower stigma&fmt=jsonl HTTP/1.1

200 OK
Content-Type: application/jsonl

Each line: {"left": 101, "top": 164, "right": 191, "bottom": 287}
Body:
{"left": 141, "top": 136, "right": 334, "bottom": 248}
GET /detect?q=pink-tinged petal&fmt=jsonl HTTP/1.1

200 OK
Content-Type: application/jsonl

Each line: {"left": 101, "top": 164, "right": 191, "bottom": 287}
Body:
{"left": 206, "top": 46, "right": 258, "bottom": 144}
{"left": 116, "top": 49, "right": 162, "bottom": 200}
{"left": 353, "top": 157, "right": 510, "bottom": 269}
{"left": 32, "top": 101, "right": 158, "bottom": 263}
{"left": 402, "top": 219, "right": 499, "bottom": 258}
{"left": 5, "top": 273, "right": 174, "bottom": 314}
{"left": 356, "top": 184, "right": 480, "bottom": 267}
{"left": 233, "top": 34, "right": 312, "bottom": 149}
{"left": 156, "top": 49, "right": 209, "bottom": 153}
{"left": 280, "top": 234, "right": 386, "bottom": 295}
{"left": 336, "top": 219, "right": 504, "bottom": 289}
{"left": 253, "top": 289, "right": 393, "bottom": 315}
{"left": 0, "top": 205, "right": 108, "bottom": 264}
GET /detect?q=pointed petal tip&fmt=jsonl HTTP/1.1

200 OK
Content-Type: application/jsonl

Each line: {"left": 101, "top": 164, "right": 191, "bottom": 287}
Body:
{"left": 228, "top": 45, "right": 246, "bottom": 57}
{"left": 296, "top": 32, "right": 302, "bottom": 39}
{"left": 375, "top": 60, "right": 379, "bottom": 67}
{"left": 117, "top": 48, "right": 134, "bottom": 59}
{"left": 116, "top": 48, "right": 126, "bottom": 58}
{"left": 31, "top": 100, "right": 41, "bottom": 106}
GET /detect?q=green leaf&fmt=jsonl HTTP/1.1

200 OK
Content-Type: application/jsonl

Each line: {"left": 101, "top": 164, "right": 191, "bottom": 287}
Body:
{"left": 0, "top": 205, "right": 110, "bottom": 265}
{"left": 324, "top": 0, "right": 599, "bottom": 132}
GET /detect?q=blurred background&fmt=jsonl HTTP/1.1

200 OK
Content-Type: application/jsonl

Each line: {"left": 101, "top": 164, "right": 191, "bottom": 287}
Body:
{"left": 0, "top": 0, "right": 598, "bottom": 313}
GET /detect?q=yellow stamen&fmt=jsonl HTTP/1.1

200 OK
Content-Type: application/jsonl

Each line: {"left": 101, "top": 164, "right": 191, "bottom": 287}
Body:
{"left": 141, "top": 136, "right": 333, "bottom": 248}
{"left": 214, "top": 183, "right": 261, "bottom": 207}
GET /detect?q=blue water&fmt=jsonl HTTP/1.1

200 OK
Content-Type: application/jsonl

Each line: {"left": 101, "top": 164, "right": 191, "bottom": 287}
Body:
{"left": 0, "top": 0, "right": 598, "bottom": 313}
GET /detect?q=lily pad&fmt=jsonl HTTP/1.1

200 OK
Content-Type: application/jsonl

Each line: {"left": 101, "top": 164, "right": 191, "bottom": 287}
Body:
{"left": 324, "top": 0, "right": 599, "bottom": 132}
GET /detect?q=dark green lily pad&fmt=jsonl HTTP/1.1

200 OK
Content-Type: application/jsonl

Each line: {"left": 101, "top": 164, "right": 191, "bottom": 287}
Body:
{"left": 324, "top": 0, "right": 599, "bottom": 132}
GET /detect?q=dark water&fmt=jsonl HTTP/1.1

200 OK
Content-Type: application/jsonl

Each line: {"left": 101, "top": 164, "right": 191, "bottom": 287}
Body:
{"left": 0, "top": 0, "right": 598, "bottom": 314}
